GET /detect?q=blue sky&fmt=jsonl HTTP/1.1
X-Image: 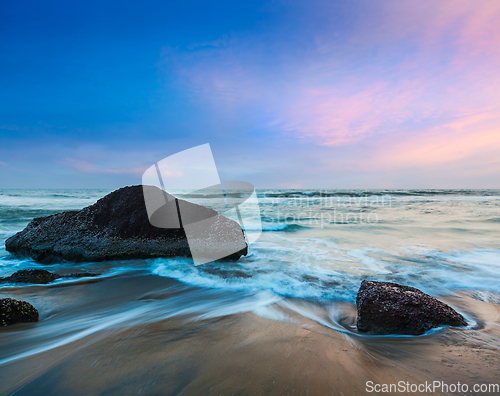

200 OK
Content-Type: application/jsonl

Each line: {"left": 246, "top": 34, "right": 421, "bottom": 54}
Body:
{"left": 1, "top": 0, "right": 500, "bottom": 189}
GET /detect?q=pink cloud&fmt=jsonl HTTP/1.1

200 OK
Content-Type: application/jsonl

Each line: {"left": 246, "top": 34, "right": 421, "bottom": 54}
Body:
{"left": 309, "top": 109, "right": 500, "bottom": 180}
{"left": 274, "top": 79, "right": 429, "bottom": 146}
{"left": 0, "top": 161, "right": 7, "bottom": 166}
{"left": 278, "top": 0, "right": 500, "bottom": 147}
{"left": 158, "top": 0, "right": 500, "bottom": 186}
{"left": 376, "top": 112, "right": 500, "bottom": 169}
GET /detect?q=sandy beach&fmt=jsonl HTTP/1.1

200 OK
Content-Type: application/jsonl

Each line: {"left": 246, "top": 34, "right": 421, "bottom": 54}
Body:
{"left": 1, "top": 272, "right": 499, "bottom": 396}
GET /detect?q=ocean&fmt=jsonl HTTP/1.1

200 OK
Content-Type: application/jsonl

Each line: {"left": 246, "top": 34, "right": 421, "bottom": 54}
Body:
{"left": 1, "top": 188, "right": 500, "bottom": 394}
{"left": 2, "top": 189, "right": 499, "bottom": 301}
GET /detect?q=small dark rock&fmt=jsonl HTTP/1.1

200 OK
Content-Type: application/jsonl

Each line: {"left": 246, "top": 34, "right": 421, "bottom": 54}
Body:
{"left": 356, "top": 280, "right": 467, "bottom": 335}
{"left": 3, "top": 269, "right": 59, "bottom": 284}
{"left": 1, "top": 269, "right": 101, "bottom": 284}
{"left": 0, "top": 298, "right": 39, "bottom": 326}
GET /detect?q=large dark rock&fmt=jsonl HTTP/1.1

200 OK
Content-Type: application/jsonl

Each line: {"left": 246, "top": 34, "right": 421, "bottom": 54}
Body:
{"left": 356, "top": 280, "right": 467, "bottom": 335}
{"left": 0, "top": 269, "right": 100, "bottom": 284}
{"left": 1, "top": 298, "right": 39, "bottom": 326}
{"left": 5, "top": 186, "right": 248, "bottom": 264}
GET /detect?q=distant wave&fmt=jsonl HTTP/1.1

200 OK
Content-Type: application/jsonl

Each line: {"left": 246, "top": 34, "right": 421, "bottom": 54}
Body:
{"left": 177, "top": 189, "right": 500, "bottom": 200}
{"left": 48, "top": 193, "right": 82, "bottom": 198}
{"left": 177, "top": 192, "right": 251, "bottom": 199}
{"left": 258, "top": 189, "right": 500, "bottom": 199}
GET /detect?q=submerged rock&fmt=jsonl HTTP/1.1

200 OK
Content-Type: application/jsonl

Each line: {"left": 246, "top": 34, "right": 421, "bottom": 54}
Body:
{"left": 0, "top": 269, "right": 100, "bottom": 284}
{"left": 0, "top": 298, "right": 39, "bottom": 326}
{"left": 2, "top": 269, "right": 58, "bottom": 284}
{"left": 356, "top": 280, "right": 467, "bottom": 335}
{"left": 5, "top": 185, "right": 248, "bottom": 264}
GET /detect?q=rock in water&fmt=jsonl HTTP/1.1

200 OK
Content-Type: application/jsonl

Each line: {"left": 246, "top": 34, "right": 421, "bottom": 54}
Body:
{"left": 1, "top": 298, "right": 39, "bottom": 326}
{"left": 3, "top": 269, "right": 58, "bottom": 284}
{"left": 5, "top": 186, "right": 248, "bottom": 264}
{"left": 0, "top": 269, "right": 100, "bottom": 284}
{"left": 356, "top": 280, "right": 467, "bottom": 335}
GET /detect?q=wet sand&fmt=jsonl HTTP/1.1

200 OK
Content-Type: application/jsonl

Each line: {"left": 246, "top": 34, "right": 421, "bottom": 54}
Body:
{"left": 1, "top": 274, "right": 499, "bottom": 395}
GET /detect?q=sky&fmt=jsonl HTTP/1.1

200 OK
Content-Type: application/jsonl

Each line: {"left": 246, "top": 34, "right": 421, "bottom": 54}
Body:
{"left": 1, "top": 0, "right": 500, "bottom": 189}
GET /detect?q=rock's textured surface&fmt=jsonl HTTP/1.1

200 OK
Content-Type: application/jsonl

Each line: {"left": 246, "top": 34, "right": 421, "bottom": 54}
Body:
{"left": 0, "top": 298, "right": 39, "bottom": 326}
{"left": 356, "top": 280, "right": 467, "bottom": 335}
{"left": 5, "top": 185, "right": 248, "bottom": 264}
{"left": 0, "top": 269, "right": 99, "bottom": 284}
{"left": 1, "top": 269, "right": 58, "bottom": 284}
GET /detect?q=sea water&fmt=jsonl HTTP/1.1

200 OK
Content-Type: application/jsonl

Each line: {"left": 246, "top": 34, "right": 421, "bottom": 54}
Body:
{"left": 1, "top": 188, "right": 500, "bottom": 301}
